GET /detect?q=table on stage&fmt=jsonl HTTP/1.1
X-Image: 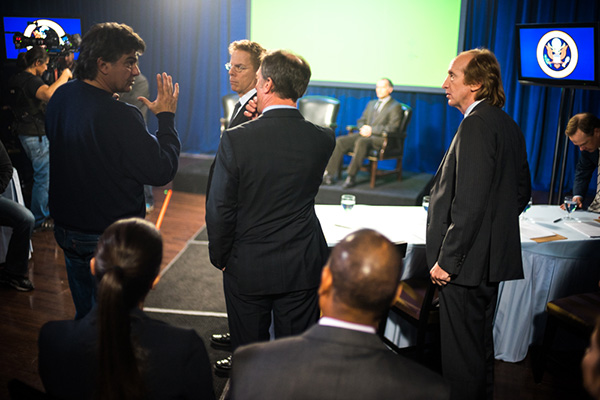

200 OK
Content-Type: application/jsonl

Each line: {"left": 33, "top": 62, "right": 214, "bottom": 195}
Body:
{"left": 315, "top": 204, "right": 600, "bottom": 363}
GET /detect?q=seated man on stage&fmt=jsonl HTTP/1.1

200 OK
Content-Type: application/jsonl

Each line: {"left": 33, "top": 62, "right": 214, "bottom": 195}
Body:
{"left": 322, "top": 78, "right": 404, "bottom": 188}
{"left": 229, "top": 229, "right": 450, "bottom": 400}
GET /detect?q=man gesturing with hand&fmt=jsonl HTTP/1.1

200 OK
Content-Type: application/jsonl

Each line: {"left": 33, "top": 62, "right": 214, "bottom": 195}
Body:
{"left": 46, "top": 22, "right": 181, "bottom": 319}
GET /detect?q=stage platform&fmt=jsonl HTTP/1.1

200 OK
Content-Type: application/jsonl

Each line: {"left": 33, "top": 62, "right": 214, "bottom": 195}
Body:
{"left": 173, "top": 155, "right": 434, "bottom": 207}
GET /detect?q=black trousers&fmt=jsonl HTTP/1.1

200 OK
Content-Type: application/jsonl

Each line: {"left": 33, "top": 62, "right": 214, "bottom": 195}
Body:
{"left": 439, "top": 278, "right": 498, "bottom": 400}
{"left": 223, "top": 272, "right": 319, "bottom": 352}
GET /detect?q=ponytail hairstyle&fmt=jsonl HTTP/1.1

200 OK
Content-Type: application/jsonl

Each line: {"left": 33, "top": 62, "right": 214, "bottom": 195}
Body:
{"left": 94, "top": 218, "right": 162, "bottom": 400}
{"left": 16, "top": 46, "right": 49, "bottom": 71}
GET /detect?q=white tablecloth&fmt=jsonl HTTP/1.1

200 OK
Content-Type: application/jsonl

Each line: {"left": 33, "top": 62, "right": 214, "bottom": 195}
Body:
{"left": 316, "top": 204, "right": 600, "bottom": 362}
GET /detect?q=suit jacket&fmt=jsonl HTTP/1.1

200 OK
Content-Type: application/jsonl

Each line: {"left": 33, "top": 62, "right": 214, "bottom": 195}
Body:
{"left": 206, "top": 107, "right": 335, "bottom": 295}
{"left": 573, "top": 148, "right": 599, "bottom": 198}
{"left": 38, "top": 307, "right": 215, "bottom": 400}
{"left": 206, "top": 94, "right": 255, "bottom": 197}
{"left": 227, "top": 94, "right": 254, "bottom": 128}
{"left": 230, "top": 324, "right": 450, "bottom": 400}
{"left": 426, "top": 101, "right": 531, "bottom": 286}
{"left": 357, "top": 97, "right": 404, "bottom": 139}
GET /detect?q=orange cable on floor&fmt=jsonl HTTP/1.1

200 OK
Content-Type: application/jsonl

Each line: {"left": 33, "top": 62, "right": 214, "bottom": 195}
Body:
{"left": 155, "top": 189, "right": 173, "bottom": 230}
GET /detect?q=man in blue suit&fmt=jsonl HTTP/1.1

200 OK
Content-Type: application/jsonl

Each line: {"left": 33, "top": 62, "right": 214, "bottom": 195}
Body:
{"left": 206, "top": 49, "right": 335, "bottom": 374}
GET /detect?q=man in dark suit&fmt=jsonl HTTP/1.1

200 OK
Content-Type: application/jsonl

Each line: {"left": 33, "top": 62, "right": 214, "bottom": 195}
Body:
{"left": 426, "top": 48, "right": 531, "bottom": 400}
{"left": 322, "top": 77, "right": 404, "bottom": 188}
{"left": 207, "top": 39, "right": 265, "bottom": 361}
{"left": 224, "top": 39, "right": 266, "bottom": 129}
{"left": 563, "top": 113, "right": 600, "bottom": 212}
{"left": 206, "top": 49, "right": 335, "bottom": 374}
{"left": 230, "top": 229, "right": 450, "bottom": 400}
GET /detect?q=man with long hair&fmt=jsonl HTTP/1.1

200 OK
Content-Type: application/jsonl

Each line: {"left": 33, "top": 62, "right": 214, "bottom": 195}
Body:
{"left": 427, "top": 48, "right": 531, "bottom": 399}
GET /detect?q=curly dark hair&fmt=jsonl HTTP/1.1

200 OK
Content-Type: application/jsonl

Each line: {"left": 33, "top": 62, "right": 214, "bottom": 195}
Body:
{"left": 74, "top": 22, "right": 145, "bottom": 81}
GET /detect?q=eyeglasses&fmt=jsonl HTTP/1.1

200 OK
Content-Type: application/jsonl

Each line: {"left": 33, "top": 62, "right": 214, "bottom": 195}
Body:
{"left": 225, "top": 63, "right": 249, "bottom": 73}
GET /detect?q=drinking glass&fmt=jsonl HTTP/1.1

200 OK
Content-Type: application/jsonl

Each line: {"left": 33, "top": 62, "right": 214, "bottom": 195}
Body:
{"left": 422, "top": 195, "right": 430, "bottom": 212}
{"left": 520, "top": 197, "right": 532, "bottom": 221}
{"left": 341, "top": 194, "right": 356, "bottom": 211}
{"left": 563, "top": 195, "right": 577, "bottom": 220}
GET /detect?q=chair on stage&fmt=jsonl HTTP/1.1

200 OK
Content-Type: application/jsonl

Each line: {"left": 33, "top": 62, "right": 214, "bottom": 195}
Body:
{"left": 220, "top": 93, "right": 239, "bottom": 134}
{"left": 297, "top": 95, "right": 340, "bottom": 132}
{"left": 343, "top": 102, "right": 412, "bottom": 188}
{"left": 532, "top": 291, "right": 600, "bottom": 383}
{"left": 378, "top": 276, "right": 439, "bottom": 362}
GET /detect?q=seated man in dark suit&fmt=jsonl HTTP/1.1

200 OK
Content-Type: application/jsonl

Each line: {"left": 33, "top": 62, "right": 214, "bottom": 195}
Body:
{"left": 229, "top": 229, "right": 450, "bottom": 400}
{"left": 323, "top": 78, "right": 404, "bottom": 188}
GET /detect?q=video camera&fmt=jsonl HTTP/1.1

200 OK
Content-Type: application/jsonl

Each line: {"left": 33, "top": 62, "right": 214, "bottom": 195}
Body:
{"left": 10, "top": 20, "right": 81, "bottom": 82}
{"left": 12, "top": 28, "right": 81, "bottom": 56}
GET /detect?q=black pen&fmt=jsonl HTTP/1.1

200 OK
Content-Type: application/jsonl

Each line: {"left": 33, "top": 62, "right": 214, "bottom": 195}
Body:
{"left": 553, "top": 218, "right": 562, "bottom": 223}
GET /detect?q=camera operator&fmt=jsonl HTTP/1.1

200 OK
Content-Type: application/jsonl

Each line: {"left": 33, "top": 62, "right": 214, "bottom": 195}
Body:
{"left": 43, "top": 50, "right": 76, "bottom": 84}
{"left": 7, "top": 45, "right": 72, "bottom": 229}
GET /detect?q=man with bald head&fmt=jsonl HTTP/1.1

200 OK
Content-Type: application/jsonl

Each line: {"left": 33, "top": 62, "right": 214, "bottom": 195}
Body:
{"left": 229, "top": 229, "right": 450, "bottom": 400}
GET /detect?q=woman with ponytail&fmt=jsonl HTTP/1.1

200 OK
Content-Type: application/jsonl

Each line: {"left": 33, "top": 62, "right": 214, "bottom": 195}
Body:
{"left": 38, "top": 218, "right": 215, "bottom": 399}
{"left": 8, "top": 46, "right": 72, "bottom": 229}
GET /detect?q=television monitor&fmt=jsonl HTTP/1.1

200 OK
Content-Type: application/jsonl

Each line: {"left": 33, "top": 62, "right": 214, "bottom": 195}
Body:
{"left": 516, "top": 22, "right": 600, "bottom": 88}
{"left": 2, "top": 16, "right": 82, "bottom": 60}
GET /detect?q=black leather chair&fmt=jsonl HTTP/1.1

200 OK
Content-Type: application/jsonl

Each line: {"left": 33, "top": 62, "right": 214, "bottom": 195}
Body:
{"left": 297, "top": 95, "right": 340, "bottom": 132}
{"left": 378, "top": 277, "right": 440, "bottom": 361}
{"left": 532, "top": 291, "right": 600, "bottom": 383}
{"left": 344, "top": 102, "right": 412, "bottom": 188}
{"left": 220, "top": 93, "right": 239, "bottom": 134}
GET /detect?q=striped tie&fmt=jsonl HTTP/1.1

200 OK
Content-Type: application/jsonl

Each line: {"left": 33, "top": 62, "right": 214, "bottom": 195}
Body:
{"left": 587, "top": 154, "right": 600, "bottom": 212}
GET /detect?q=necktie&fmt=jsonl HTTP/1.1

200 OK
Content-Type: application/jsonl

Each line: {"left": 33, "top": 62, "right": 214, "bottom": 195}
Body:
{"left": 229, "top": 101, "right": 241, "bottom": 125}
{"left": 369, "top": 100, "right": 381, "bottom": 124}
{"left": 587, "top": 154, "right": 600, "bottom": 212}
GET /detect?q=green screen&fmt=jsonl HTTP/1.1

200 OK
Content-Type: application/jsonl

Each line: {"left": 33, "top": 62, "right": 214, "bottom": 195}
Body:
{"left": 250, "top": 0, "right": 464, "bottom": 91}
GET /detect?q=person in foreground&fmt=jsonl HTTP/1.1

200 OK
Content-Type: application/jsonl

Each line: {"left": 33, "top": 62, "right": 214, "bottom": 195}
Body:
{"left": 583, "top": 318, "right": 600, "bottom": 399}
{"left": 38, "top": 218, "right": 215, "bottom": 400}
{"left": 229, "top": 229, "right": 450, "bottom": 400}
{"left": 427, "top": 48, "right": 531, "bottom": 400}
{"left": 206, "top": 49, "right": 335, "bottom": 374}
{"left": 46, "top": 22, "right": 180, "bottom": 319}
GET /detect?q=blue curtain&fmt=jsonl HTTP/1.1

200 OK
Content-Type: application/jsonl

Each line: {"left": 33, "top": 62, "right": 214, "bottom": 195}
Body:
{"left": 2, "top": 0, "right": 599, "bottom": 194}
{"left": 1, "top": 0, "right": 247, "bottom": 155}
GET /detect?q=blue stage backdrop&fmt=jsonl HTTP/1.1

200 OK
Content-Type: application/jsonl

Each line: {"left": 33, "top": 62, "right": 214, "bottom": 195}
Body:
{"left": 1, "top": 0, "right": 599, "bottom": 194}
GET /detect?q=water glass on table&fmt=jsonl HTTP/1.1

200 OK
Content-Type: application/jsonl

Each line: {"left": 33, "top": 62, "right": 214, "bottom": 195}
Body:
{"left": 520, "top": 197, "right": 533, "bottom": 221}
{"left": 422, "top": 195, "right": 430, "bottom": 212}
{"left": 341, "top": 194, "right": 355, "bottom": 211}
{"left": 563, "top": 195, "right": 578, "bottom": 221}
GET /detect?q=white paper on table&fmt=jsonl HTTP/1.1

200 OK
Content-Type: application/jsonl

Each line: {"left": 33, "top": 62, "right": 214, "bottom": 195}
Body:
{"left": 519, "top": 220, "right": 558, "bottom": 241}
{"left": 564, "top": 221, "right": 600, "bottom": 238}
